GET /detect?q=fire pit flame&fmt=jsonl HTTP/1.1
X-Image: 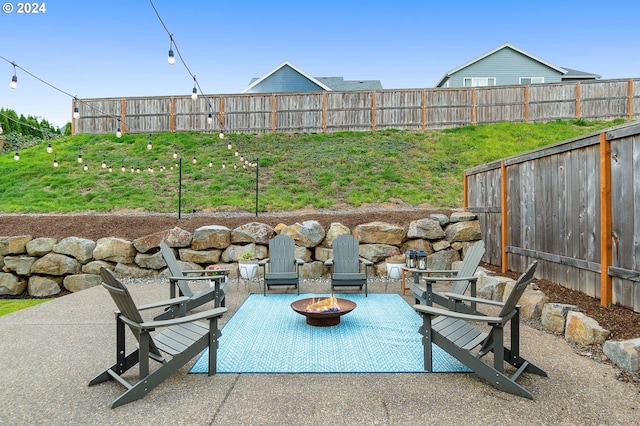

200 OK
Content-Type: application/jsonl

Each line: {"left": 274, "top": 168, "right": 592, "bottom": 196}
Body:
{"left": 306, "top": 295, "right": 340, "bottom": 313}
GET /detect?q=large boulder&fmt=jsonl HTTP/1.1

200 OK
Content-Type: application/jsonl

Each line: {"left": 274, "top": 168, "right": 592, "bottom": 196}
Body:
{"left": 178, "top": 249, "right": 221, "bottom": 265}
{"left": 134, "top": 251, "right": 167, "bottom": 270}
{"left": 0, "top": 235, "right": 32, "bottom": 256}
{"left": 26, "top": 237, "right": 57, "bottom": 256}
{"left": 407, "top": 218, "right": 445, "bottom": 240}
{"left": 63, "top": 274, "right": 102, "bottom": 292}
{"left": 221, "top": 243, "right": 268, "bottom": 262}
{"left": 565, "top": 311, "right": 610, "bottom": 345}
{"left": 603, "top": 338, "right": 640, "bottom": 373}
{"left": 426, "top": 249, "right": 460, "bottom": 270}
{"left": 359, "top": 243, "right": 399, "bottom": 263}
{"left": 541, "top": 303, "right": 578, "bottom": 333}
{"left": 353, "top": 222, "right": 405, "bottom": 245}
{"left": 280, "top": 221, "right": 325, "bottom": 248}
{"left": 0, "top": 272, "right": 27, "bottom": 295}
{"left": 231, "top": 222, "right": 275, "bottom": 244}
{"left": 93, "top": 238, "right": 136, "bottom": 264}
{"left": 30, "top": 253, "right": 81, "bottom": 276}
{"left": 28, "top": 276, "right": 61, "bottom": 297}
{"left": 444, "top": 220, "right": 482, "bottom": 242}
{"left": 191, "top": 225, "right": 231, "bottom": 250}
{"left": 3, "top": 256, "right": 37, "bottom": 276}
{"left": 53, "top": 237, "right": 96, "bottom": 264}
{"left": 323, "top": 223, "right": 351, "bottom": 247}
{"left": 82, "top": 260, "right": 114, "bottom": 275}
{"left": 114, "top": 263, "right": 156, "bottom": 278}
{"left": 133, "top": 226, "right": 193, "bottom": 253}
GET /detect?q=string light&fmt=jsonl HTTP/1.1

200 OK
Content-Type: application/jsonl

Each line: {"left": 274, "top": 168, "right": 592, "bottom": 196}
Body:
{"left": 168, "top": 35, "right": 176, "bottom": 65}
{"left": 147, "top": 139, "right": 153, "bottom": 150}
{"left": 121, "top": 163, "right": 126, "bottom": 172}
{"left": 209, "top": 159, "right": 213, "bottom": 167}
{"left": 116, "top": 127, "right": 122, "bottom": 138}
{"left": 10, "top": 62, "right": 17, "bottom": 89}
{"left": 101, "top": 158, "right": 107, "bottom": 169}
{"left": 227, "top": 141, "right": 232, "bottom": 150}
{"left": 77, "top": 149, "right": 83, "bottom": 163}
{"left": 108, "top": 164, "right": 113, "bottom": 172}
{"left": 173, "top": 149, "right": 178, "bottom": 158}
{"left": 192, "top": 152, "right": 197, "bottom": 164}
{"left": 14, "top": 151, "right": 19, "bottom": 161}
{"left": 73, "top": 98, "right": 80, "bottom": 119}
{"left": 53, "top": 155, "right": 58, "bottom": 167}
{"left": 207, "top": 113, "right": 213, "bottom": 125}
{"left": 47, "top": 142, "right": 53, "bottom": 153}
{"left": 220, "top": 132, "right": 225, "bottom": 140}
{"left": 83, "top": 163, "right": 88, "bottom": 171}
{"left": 191, "top": 76, "right": 198, "bottom": 101}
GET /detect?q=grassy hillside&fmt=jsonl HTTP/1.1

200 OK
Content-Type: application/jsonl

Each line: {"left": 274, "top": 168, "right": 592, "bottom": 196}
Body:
{"left": 0, "top": 119, "right": 624, "bottom": 213}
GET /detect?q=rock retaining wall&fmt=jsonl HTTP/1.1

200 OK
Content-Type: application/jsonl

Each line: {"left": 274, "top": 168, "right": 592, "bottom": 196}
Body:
{"left": 0, "top": 211, "right": 482, "bottom": 297}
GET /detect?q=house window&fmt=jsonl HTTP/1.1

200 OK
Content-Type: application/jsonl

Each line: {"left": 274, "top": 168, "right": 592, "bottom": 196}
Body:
{"left": 519, "top": 77, "right": 544, "bottom": 84}
{"left": 463, "top": 77, "right": 496, "bottom": 87}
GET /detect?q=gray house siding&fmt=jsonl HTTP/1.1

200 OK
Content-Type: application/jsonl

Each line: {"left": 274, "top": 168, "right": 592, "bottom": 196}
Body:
{"left": 446, "top": 48, "right": 563, "bottom": 87}
{"left": 244, "top": 65, "right": 325, "bottom": 93}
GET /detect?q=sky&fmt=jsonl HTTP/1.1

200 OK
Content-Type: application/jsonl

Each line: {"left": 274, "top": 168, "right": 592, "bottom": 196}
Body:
{"left": 0, "top": 0, "right": 638, "bottom": 129}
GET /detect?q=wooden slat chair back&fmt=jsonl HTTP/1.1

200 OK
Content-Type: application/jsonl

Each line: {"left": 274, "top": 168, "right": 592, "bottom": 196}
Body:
{"left": 157, "top": 241, "right": 228, "bottom": 319}
{"left": 412, "top": 240, "right": 485, "bottom": 313}
{"left": 325, "top": 234, "right": 372, "bottom": 296}
{"left": 261, "top": 234, "right": 301, "bottom": 295}
{"left": 414, "top": 262, "right": 546, "bottom": 399}
{"left": 89, "top": 268, "right": 227, "bottom": 408}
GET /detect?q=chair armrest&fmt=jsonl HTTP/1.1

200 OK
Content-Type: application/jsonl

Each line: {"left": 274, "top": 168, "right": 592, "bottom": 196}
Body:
{"left": 443, "top": 292, "right": 503, "bottom": 307}
{"left": 258, "top": 258, "right": 270, "bottom": 266}
{"left": 359, "top": 257, "right": 374, "bottom": 266}
{"left": 181, "top": 269, "right": 229, "bottom": 275}
{"left": 423, "top": 275, "right": 478, "bottom": 283}
{"left": 325, "top": 259, "right": 334, "bottom": 266}
{"left": 138, "top": 307, "right": 228, "bottom": 331}
{"left": 424, "top": 269, "right": 457, "bottom": 275}
{"left": 137, "top": 296, "right": 190, "bottom": 311}
{"left": 413, "top": 304, "right": 503, "bottom": 323}
{"left": 295, "top": 258, "right": 305, "bottom": 265}
{"left": 168, "top": 275, "right": 225, "bottom": 282}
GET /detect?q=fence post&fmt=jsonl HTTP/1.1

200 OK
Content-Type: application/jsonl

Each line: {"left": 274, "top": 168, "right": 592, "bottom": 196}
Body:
{"left": 371, "top": 91, "right": 376, "bottom": 131}
{"left": 471, "top": 88, "right": 477, "bottom": 124}
{"left": 322, "top": 91, "right": 327, "bottom": 133}
{"left": 120, "top": 98, "right": 126, "bottom": 133}
{"left": 599, "top": 131, "right": 613, "bottom": 307}
{"left": 629, "top": 79, "right": 634, "bottom": 121}
{"left": 219, "top": 96, "right": 225, "bottom": 132}
{"left": 524, "top": 85, "right": 529, "bottom": 123}
{"left": 271, "top": 93, "right": 277, "bottom": 133}
{"left": 421, "top": 88, "right": 426, "bottom": 130}
{"left": 501, "top": 161, "right": 509, "bottom": 273}
{"left": 170, "top": 97, "right": 175, "bottom": 133}
{"left": 576, "top": 82, "right": 581, "bottom": 119}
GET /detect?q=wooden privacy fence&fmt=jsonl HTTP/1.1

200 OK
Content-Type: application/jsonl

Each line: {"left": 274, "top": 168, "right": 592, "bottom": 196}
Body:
{"left": 464, "top": 121, "right": 640, "bottom": 312}
{"left": 72, "top": 78, "right": 640, "bottom": 135}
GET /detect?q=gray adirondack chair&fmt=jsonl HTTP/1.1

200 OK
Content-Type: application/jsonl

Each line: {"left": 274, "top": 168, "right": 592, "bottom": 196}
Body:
{"left": 157, "top": 241, "right": 229, "bottom": 320}
{"left": 259, "top": 234, "right": 303, "bottom": 295}
{"left": 89, "top": 268, "right": 227, "bottom": 408}
{"left": 325, "top": 234, "right": 373, "bottom": 296}
{"left": 414, "top": 262, "right": 546, "bottom": 399}
{"left": 411, "top": 240, "right": 485, "bottom": 313}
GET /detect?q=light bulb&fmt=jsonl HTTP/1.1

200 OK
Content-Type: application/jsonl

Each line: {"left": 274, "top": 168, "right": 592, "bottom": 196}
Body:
{"left": 108, "top": 165, "right": 113, "bottom": 172}
{"left": 77, "top": 153, "right": 83, "bottom": 163}
{"left": 173, "top": 150, "right": 178, "bottom": 159}
{"left": 191, "top": 87, "right": 198, "bottom": 101}
{"left": 235, "top": 150, "right": 239, "bottom": 157}
{"left": 47, "top": 142, "right": 53, "bottom": 153}
{"left": 10, "top": 75, "right": 17, "bottom": 90}
{"left": 121, "top": 165, "right": 125, "bottom": 172}
{"left": 102, "top": 160, "right": 107, "bottom": 169}
{"left": 116, "top": 127, "right": 122, "bottom": 138}
{"left": 136, "top": 167, "right": 141, "bottom": 173}
{"left": 227, "top": 142, "right": 232, "bottom": 150}
{"left": 168, "top": 48, "right": 175, "bottom": 65}
{"left": 83, "top": 164, "right": 88, "bottom": 171}
{"left": 207, "top": 113, "right": 213, "bottom": 125}
{"left": 192, "top": 155, "right": 197, "bottom": 164}
{"left": 14, "top": 152, "right": 19, "bottom": 161}
{"left": 53, "top": 157, "right": 58, "bottom": 167}
{"left": 219, "top": 132, "right": 225, "bottom": 139}
{"left": 73, "top": 106, "right": 80, "bottom": 119}
{"left": 147, "top": 140, "right": 153, "bottom": 150}
{"left": 209, "top": 160, "right": 213, "bottom": 167}
{"left": 222, "top": 163, "right": 226, "bottom": 169}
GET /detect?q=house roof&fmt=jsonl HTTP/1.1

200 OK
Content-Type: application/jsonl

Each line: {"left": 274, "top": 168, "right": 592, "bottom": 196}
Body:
{"left": 435, "top": 42, "right": 596, "bottom": 87}
{"left": 561, "top": 67, "right": 601, "bottom": 80}
{"left": 242, "top": 61, "right": 333, "bottom": 93}
{"left": 241, "top": 61, "right": 382, "bottom": 93}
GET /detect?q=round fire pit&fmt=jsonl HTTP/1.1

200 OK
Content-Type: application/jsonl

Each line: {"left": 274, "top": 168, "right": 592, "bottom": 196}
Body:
{"left": 291, "top": 297, "right": 356, "bottom": 327}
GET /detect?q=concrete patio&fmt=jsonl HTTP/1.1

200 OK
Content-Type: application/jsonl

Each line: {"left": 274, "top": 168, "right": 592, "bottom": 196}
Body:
{"left": 1, "top": 278, "right": 638, "bottom": 425}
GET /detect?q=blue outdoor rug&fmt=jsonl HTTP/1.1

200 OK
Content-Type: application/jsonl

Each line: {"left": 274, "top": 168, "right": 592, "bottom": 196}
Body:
{"left": 190, "top": 293, "right": 470, "bottom": 374}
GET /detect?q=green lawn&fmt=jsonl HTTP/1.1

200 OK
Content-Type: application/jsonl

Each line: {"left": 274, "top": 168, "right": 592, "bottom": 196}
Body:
{"left": 0, "top": 298, "right": 53, "bottom": 316}
{"left": 0, "top": 119, "right": 625, "bottom": 213}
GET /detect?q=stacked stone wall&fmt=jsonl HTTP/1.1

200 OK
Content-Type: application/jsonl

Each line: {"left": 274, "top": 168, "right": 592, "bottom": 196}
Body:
{"left": 0, "top": 212, "right": 482, "bottom": 297}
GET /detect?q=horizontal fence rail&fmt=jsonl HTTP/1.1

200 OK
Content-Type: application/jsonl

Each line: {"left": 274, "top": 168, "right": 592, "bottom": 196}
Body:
{"left": 73, "top": 78, "right": 640, "bottom": 135}
{"left": 465, "top": 121, "right": 640, "bottom": 313}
